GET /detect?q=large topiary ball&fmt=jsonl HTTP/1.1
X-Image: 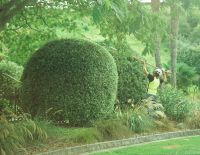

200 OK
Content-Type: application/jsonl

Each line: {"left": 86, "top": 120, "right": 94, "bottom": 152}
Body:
{"left": 111, "top": 52, "right": 147, "bottom": 107}
{"left": 0, "top": 60, "right": 23, "bottom": 101}
{"left": 21, "top": 39, "right": 118, "bottom": 126}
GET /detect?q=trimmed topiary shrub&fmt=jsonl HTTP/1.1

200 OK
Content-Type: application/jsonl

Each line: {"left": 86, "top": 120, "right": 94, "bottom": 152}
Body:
{"left": 21, "top": 39, "right": 118, "bottom": 126}
{"left": 0, "top": 60, "right": 23, "bottom": 101}
{"left": 111, "top": 52, "right": 147, "bottom": 106}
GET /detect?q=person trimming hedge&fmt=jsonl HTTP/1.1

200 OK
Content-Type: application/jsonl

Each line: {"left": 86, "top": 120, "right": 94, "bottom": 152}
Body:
{"left": 143, "top": 62, "right": 167, "bottom": 101}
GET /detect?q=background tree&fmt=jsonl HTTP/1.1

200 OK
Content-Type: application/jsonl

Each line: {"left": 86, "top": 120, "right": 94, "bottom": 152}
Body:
{"left": 168, "top": 0, "right": 182, "bottom": 88}
{"left": 169, "top": 0, "right": 200, "bottom": 88}
{"left": 0, "top": 0, "right": 34, "bottom": 32}
{"left": 1, "top": 0, "right": 156, "bottom": 64}
{"left": 151, "top": 0, "right": 162, "bottom": 68}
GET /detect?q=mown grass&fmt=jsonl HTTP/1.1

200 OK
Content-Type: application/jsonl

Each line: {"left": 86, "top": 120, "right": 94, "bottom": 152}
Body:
{"left": 92, "top": 136, "right": 200, "bottom": 155}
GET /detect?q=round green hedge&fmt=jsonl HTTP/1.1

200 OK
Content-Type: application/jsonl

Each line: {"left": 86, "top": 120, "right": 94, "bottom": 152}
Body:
{"left": 21, "top": 39, "right": 118, "bottom": 126}
{"left": 111, "top": 52, "right": 147, "bottom": 106}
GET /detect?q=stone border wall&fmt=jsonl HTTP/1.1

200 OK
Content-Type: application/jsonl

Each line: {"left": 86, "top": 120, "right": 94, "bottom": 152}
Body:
{"left": 37, "top": 129, "right": 200, "bottom": 155}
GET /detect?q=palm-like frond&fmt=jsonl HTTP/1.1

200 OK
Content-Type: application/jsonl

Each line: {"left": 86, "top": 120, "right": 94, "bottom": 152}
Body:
{"left": 0, "top": 99, "right": 47, "bottom": 154}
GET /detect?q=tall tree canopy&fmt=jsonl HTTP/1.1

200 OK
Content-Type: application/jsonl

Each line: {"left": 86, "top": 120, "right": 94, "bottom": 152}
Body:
{"left": 1, "top": 0, "right": 159, "bottom": 54}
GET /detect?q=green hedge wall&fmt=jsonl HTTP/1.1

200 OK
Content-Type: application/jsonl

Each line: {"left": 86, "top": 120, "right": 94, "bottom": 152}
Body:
{"left": 21, "top": 39, "right": 118, "bottom": 126}
{"left": 111, "top": 52, "right": 147, "bottom": 106}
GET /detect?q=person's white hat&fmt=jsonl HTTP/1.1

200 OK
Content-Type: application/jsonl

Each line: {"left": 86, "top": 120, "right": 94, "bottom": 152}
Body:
{"left": 154, "top": 68, "right": 162, "bottom": 76}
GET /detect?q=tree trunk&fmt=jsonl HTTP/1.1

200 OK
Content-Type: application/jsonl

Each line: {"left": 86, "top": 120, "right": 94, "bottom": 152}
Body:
{"left": 151, "top": 0, "right": 162, "bottom": 68}
{"left": 0, "top": 0, "right": 31, "bottom": 32}
{"left": 154, "top": 36, "right": 161, "bottom": 68}
{"left": 170, "top": 4, "right": 180, "bottom": 88}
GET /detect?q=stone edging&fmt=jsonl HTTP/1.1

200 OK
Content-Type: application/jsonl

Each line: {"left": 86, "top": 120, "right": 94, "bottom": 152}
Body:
{"left": 37, "top": 129, "right": 200, "bottom": 155}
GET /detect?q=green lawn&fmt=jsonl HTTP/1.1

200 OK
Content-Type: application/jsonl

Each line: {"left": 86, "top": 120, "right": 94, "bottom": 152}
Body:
{"left": 92, "top": 136, "right": 200, "bottom": 155}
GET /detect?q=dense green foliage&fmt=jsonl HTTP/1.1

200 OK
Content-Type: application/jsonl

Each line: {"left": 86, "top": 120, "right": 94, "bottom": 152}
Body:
{"left": 129, "top": 108, "right": 154, "bottom": 133}
{"left": 0, "top": 0, "right": 200, "bottom": 154}
{"left": 178, "top": 46, "right": 200, "bottom": 75}
{"left": 176, "top": 2, "right": 200, "bottom": 90}
{"left": 176, "top": 62, "right": 198, "bottom": 90}
{"left": 1, "top": 8, "right": 81, "bottom": 66}
{"left": 127, "top": 99, "right": 166, "bottom": 133}
{"left": 94, "top": 119, "right": 132, "bottom": 140}
{"left": 186, "top": 110, "right": 200, "bottom": 129}
{"left": 111, "top": 52, "right": 147, "bottom": 105}
{"left": 0, "top": 99, "right": 47, "bottom": 155}
{"left": 190, "top": 25, "right": 200, "bottom": 44}
{"left": 0, "top": 60, "right": 23, "bottom": 101}
{"left": 158, "top": 86, "right": 192, "bottom": 122}
{"left": 0, "top": 0, "right": 168, "bottom": 63}
{"left": 177, "top": 46, "right": 200, "bottom": 87}
{"left": 21, "top": 39, "right": 118, "bottom": 126}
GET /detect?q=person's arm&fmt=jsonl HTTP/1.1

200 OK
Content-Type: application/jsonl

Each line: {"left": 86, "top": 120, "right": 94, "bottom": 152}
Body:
{"left": 165, "top": 70, "right": 171, "bottom": 79}
{"left": 162, "top": 69, "right": 167, "bottom": 82}
{"left": 161, "top": 69, "right": 172, "bottom": 83}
